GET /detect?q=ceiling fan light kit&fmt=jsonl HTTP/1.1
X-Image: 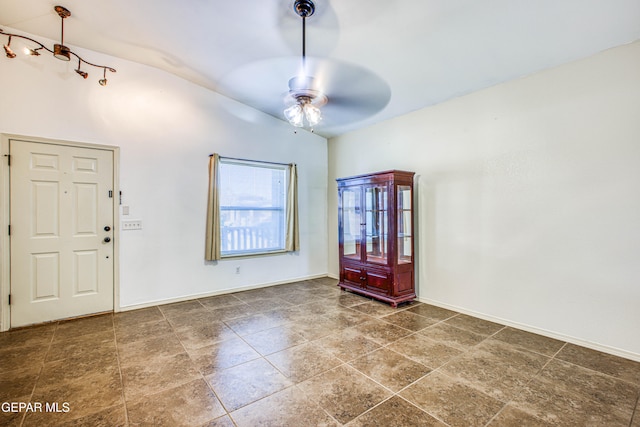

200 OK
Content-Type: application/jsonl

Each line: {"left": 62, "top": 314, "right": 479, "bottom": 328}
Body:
{"left": 284, "top": 0, "right": 328, "bottom": 130}
{"left": 0, "top": 5, "right": 116, "bottom": 85}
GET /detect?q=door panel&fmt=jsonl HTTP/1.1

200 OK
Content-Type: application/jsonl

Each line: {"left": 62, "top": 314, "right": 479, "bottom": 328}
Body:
{"left": 10, "top": 140, "right": 114, "bottom": 327}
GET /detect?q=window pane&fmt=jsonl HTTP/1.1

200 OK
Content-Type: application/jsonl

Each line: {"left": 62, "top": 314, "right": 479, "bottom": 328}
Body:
{"left": 342, "top": 187, "right": 361, "bottom": 260}
{"left": 397, "top": 185, "right": 412, "bottom": 264}
{"left": 365, "top": 185, "right": 387, "bottom": 264}
{"left": 219, "top": 160, "right": 286, "bottom": 256}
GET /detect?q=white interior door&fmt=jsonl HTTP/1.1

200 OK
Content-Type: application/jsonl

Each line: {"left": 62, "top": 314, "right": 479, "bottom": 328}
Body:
{"left": 10, "top": 139, "right": 114, "bottom": 327}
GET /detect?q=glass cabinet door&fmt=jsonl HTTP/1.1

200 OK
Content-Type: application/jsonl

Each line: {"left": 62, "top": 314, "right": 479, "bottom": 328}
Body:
{"left": 341, "top": 187, "right": 361, "bottom": 260}
{"left": 397, "top": 185, "right": 412, "bottom": 264}
{"left": 365, "top": 185, "right": 388, "bottom": 264}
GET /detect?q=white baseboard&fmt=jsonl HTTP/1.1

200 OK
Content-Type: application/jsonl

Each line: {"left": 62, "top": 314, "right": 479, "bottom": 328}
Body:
{"left": 118, "top": 274, "right": 330, "bottom": 312}
{"left": 417, "top": 297, "right": 640, "bottom": 363}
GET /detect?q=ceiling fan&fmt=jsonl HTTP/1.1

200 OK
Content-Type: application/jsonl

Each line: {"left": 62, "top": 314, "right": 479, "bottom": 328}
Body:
{"left": 283, "top": 0, "right": 327, "bottom": 128}
{"left": 217, "top": 0, "right": 390, "bottom": 135}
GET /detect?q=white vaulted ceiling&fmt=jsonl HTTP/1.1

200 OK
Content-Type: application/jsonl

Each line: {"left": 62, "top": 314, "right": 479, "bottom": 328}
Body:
{"left": 1, "top": 0, "right": 639, "bottom": 137}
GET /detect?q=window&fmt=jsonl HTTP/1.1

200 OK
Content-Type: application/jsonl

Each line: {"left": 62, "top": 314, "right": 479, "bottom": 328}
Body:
{"left": 219, "top": 159, "right": 286, "bottom": 256}
{"left": 205, "top": 154, "right": 299, "bottom": 260}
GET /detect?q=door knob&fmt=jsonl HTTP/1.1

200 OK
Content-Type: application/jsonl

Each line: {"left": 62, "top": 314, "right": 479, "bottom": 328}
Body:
{"left": 104, "top": 226, "right": 111, "bottom": 231}
{"left": 103, "top": 237, "right": 111, "bottom": 243}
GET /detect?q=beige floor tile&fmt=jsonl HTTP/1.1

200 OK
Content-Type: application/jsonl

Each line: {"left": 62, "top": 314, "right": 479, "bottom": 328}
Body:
{"left": 0, "top": 366, "right": 40, "bottom": 402}
{"left": 242, "top": 325, "right": 307, "bottom": 355}
{"left": 29, "top": 369, "right": 123, "bottom": 423}
{"left": 350, "top": 301, "right": 403, "bottom": 317}
{"left": 113, "top": 306, "right": 165, "bottom": 327}
{"left": 349, "top": 347, "right": 431, "bottom": 392}
{"left": 0, "top": 344, "right": 49, "bottom": 374}
{"left": 114, "top": 318, "right": 174, "bottom": 345}
{"left": 205, "top": 358, "right": 293, "bottom": 411}
{"left": 47, "top": 330, "right": 116, "bottom": 363}
{"left": 539, "top": 359, "right": 639, "bottom": 414}
{"left": 64, "top": 404, "right": 127, "bottom": 427}
{"left": 158, "top": 300, "right": 207, "bottom": 319}
{"left": 315, "top": 328, "right": 382, "bottom": 362}
{"left": 381, "top": 310, "right": 438, "bottom": 331}
{"left": 198, "top": 294, "right": 246, "bottom": 310}
{"left": 406, "top": 304, "right": 458, "bottom": 321}
{"left": 556, "top": 343, "right": 640, "bottom": 384}
{"left": 487, "top": 405, "right": 554, "bottom": 426}
{"left": 510, "top": 375, "right": 633, "bottom": 426}
{"left": 230, "top": 386, "right": 339, "bottom": 427}
{"left": 223, "top": 313, "right": 287, "bottom": 336}
{"left": 266, "top": 342, "right": 343, "bottom": 382}
{"left": 53, "top": 314, "right": 114, "bottom": 341}
{"left": 121, "top": 352, "right": 201, "bottom": 400}
{"left": 444, "top": 314, "right": 505, "bottom": 336}
{"left": 174, "top": 322, "right": 238, "bottom": 350}
{"left": 187, "top": 337, "right": 260, "bottom": 375}
{"left": 347, "top": 395, "right": 446, "bottom": 427}
{"left": 0, "top": 323, "right": 56, "bottom": 349}
{"left": 350, "top": 319, "right": 412, "bottom": 345}
{"left": 202, "top": 415, "right": 237, "bottom": 427}
{"left": 388, "top": 333, "right": 462, "bottom": 369}
{"left": 117, "top": 333, "right": 185, "bottom": 366}
{"left": 400, "top": 371, "right": 504, "bottom": 427}
{"left": 298, "top": 365, "right": 391, "bottom": 424}
{"left": 419, "top": 322, "right": 487, "bottom": 350}
{"left": 322, "top": 308, "right": 372, "bottom": 328}
{"left": 492, "top": 327, "right": 565, "bottom": 357}
{"left": 127, "top": 379, "right": 225, "bottom": 427}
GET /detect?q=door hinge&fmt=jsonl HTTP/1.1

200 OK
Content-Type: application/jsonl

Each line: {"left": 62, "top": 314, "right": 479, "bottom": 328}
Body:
{"left": 8, "top": 294, "right": 11, "bottom": 305}
{"left": 7, "top": 225, "right": 10, "bottom": 236}
{"left": 108, "top": 190, "right": 113, "bottom": 198}
{"left": 3, "top": 154, "right": 9, "bottom": 166}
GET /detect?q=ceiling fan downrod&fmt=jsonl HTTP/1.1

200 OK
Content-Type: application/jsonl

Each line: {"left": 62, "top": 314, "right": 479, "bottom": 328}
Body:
{"left": 294, "top": 0, "right": 315, "bottom": 68}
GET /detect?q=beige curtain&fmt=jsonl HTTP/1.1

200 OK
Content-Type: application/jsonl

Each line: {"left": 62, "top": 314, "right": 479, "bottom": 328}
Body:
{"left": 205, "top": 154, "right": 221, "bottom": 261}
{"left": 285, "top": 163, "right": 299, "bottom": 251}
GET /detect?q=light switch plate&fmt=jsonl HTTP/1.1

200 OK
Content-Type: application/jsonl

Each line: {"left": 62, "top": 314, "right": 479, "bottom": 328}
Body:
{"left": 122, "top": 220, "right": 142, "bottom": 230}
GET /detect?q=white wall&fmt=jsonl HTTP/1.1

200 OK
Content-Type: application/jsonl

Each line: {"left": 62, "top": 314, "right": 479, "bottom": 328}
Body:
{"left": 328, "top": 41, "right": 640, "bottom": 359}
{"left": 0, "top": 30, "right": 328, "bottom": 313}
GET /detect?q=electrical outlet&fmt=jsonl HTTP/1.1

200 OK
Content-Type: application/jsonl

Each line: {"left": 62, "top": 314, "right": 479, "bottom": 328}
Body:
{"left": 122, "top": 220, "right": 142, "bottom": 230}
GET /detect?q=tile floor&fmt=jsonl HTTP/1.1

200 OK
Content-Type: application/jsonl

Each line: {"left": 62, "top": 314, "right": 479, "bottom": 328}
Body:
{"left": 1, "top": 277, "right": 639, "bottom": 426}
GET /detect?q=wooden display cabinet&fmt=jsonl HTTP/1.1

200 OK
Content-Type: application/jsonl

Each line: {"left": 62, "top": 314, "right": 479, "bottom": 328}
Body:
{"left": 337, "top": 170, "right": 415, "bottom": 307}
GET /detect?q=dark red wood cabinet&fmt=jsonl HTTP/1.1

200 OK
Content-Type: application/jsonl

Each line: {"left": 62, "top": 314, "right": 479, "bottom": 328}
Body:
{"left": 337, "top": 170, "right": 415, "bottom": 307}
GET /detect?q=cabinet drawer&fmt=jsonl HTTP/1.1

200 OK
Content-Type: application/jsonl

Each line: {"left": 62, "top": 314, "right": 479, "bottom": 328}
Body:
{"left": 365, "top": 269, "right": 391, "bottom": 294}
{"left": 342, "top": 266, "right": 363, "bottom": 286}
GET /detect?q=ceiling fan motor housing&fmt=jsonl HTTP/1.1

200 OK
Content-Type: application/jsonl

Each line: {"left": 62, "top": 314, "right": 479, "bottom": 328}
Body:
{"left": 294, "top": 0, "right": 315, "bottom": 18}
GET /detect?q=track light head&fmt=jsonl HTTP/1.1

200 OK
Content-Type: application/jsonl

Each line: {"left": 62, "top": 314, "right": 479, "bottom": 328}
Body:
{"left": 3, "top": 44, "right": 16, "bottom": 58}
{"left": 4, "top": 35, "right": 16, "bottom": 58}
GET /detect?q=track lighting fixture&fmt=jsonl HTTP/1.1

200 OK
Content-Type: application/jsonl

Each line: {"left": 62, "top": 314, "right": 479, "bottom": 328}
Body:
{"left": 0, "top": 5, "right": 116, "bottom": 85}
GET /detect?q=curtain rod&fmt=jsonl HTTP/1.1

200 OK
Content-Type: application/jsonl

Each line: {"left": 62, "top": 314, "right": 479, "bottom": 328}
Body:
{"left": 209, "top": 154, "right": 291, "bottom": 167}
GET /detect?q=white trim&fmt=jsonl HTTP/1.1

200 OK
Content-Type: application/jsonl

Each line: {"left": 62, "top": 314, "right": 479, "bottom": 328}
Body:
{"left": 0, "top": 134, "right": 120, "bottom": 331}
{"left": 417, "top": 297, "right": 640, "bottom": 363}
{"left": 118, "top": 273, "right": 329, "bottom": 312}
{"left": 0, "top": 136, "right": 10, "bottom": 332}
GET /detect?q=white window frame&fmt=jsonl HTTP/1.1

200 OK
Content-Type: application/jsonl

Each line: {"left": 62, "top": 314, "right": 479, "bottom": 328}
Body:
{"left": 218, "top": 158, "right": 289, "bottom": 258}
